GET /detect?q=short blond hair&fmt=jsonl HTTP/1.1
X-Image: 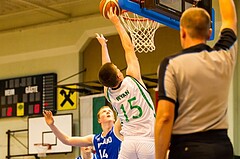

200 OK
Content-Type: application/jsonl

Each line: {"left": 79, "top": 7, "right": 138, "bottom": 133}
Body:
{"left": 180, "top": 7, "right": 211, "bottom": 39}
{"left": 97, "top": 106, "right": 111, "bottom": 120}
{"left": 97, "top": 105, "right": 117, "bottom": 121}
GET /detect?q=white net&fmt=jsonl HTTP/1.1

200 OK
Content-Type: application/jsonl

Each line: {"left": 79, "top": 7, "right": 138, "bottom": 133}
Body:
{"left": 120, "top": 11, "right": 160, "bottom": 53}
{"left": 34, "top": 144, "right": 51, "bottom": 157}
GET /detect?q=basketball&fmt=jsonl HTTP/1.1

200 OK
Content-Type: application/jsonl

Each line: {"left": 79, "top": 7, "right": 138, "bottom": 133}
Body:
{"left": 99, "top": 0, "right": 121, "bottom": 19}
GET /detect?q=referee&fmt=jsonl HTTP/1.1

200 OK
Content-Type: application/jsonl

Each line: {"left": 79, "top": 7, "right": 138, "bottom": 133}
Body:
{"left": 155, "top": 0, "right": 237, "bottom": 159}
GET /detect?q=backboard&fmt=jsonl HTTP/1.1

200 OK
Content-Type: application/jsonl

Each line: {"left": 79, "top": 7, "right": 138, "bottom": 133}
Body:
{"left": 118, "top": 0, "right": 215, "bottom": 40}
{"left": 28, "top": 114, "right": 72, "bottom": 155}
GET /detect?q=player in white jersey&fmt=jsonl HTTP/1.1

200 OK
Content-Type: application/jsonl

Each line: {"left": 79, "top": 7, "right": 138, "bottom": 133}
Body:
{"left": 97, "top": 8, "right": 155, "bottom": 159}
{"left": 106, "top": 76, "right": 155, "bottom": 137}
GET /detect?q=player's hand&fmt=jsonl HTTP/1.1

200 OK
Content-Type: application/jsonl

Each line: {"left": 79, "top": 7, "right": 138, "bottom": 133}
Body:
{"left": 43, "top": 110, "right": 54, "bottom": 126}
{"left": 96, "top": 33, "right": 108, "bottom": 46}
{"left": 107, "top": 7, "right": 120, "bottom": 25}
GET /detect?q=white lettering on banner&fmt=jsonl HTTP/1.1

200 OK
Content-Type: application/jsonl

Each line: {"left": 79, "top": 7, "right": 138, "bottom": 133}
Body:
{"left": 25, "top": 86, "right": 38, "bottom": 93}
{"left": 98, "top": 137, "right": 112, "bottom": 148}
{"left": 5, "top": 89, "right": 15, "bottom": 96}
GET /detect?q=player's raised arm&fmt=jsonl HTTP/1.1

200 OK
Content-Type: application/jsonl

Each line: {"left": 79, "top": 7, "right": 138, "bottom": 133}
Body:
{"left": 96, "top": 33, "right": 111, "bottom": 65}
{"left": 96, "top": 33, "right": 111, "bottom": 96}
{"left": 43, "top": 110, "right": 93, "bottom": 147}
{"left": 108, "top": 7, "right": 143, "bottom": 84}
{"left": 219, "top": 0, "right": 237, "bottom": 34}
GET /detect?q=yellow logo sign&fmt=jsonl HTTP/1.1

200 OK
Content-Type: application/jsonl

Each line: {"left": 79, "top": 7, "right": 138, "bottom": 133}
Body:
{"left": 58, "top": 85, "right": 77, "bottom": 110}
{"left": 17, "top": 103, "right": 24, "bottom": 116}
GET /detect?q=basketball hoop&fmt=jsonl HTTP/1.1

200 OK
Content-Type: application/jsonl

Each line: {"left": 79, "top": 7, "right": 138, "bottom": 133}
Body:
{"left": 120, "top": 11, "right": 160, "bottom": 53}
{"left": 34, "top": 143, "right": 51, "bottom": 157}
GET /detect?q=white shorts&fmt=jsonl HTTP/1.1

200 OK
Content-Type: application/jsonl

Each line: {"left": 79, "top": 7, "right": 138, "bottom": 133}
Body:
{"left": 118, "top": 136, "right": 155, "bottom": 159}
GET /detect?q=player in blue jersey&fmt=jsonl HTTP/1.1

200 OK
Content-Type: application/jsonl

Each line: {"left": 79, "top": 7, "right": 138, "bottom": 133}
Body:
{"left": 97, "top": 8, "right": 155, "bottom": 159}
{"left": 43, "top": 105, "right": 122, "bottom": 159}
